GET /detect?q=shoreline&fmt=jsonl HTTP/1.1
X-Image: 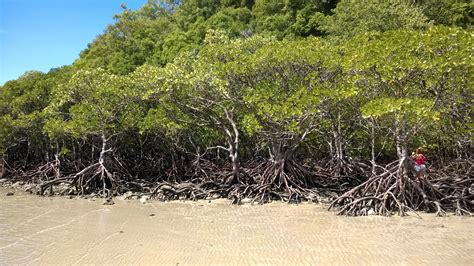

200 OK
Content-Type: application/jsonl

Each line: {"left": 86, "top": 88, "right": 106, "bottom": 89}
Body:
{"left": 0, "top": 179, "right": 334, "bottom": 205}
{"left": 1, "top": 180, "right": 470, "bottom": 218}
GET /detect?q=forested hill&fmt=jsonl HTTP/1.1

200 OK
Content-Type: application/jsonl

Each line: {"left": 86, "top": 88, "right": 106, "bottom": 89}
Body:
{"left": 0, "top": 0, "right": 472, "bottom": 215}
{"left": 75, "top": 0, "right": 472, "bottom": 75}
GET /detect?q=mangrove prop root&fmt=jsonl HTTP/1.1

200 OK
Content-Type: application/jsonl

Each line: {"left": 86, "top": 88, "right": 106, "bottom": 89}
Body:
{"left": 329, "top": 159, "right": 473, "bottom": 216}
{"left": 3, "top": 156, "right": 472, "bottom": 216}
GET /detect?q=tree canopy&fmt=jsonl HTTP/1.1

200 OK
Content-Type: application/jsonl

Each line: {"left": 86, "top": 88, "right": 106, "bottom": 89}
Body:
{"left": 0, "top": 0, "right": 472, "bottom": 215}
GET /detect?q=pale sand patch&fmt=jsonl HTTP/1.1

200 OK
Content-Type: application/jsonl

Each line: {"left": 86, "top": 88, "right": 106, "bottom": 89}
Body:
{"left": 0, "top": 188, "right": 472, "bottom": 265}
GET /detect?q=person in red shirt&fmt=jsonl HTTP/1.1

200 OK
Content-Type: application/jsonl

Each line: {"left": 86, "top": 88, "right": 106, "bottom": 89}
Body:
{"left": 411, "top": 147, "right": 426, "bottom": 179}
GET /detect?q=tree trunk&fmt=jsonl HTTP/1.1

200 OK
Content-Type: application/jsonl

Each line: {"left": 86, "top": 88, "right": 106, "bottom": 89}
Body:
{"left": 370, "top": 118, "right": 376, "bottom": 174}
{"left": 99, "top": 134, "right": 107, "bottom": 166}
{"left": 99, "top": 134, "right": 109, "bottom": 196}
{"left": 224, "top": 109, "right": 240, "bottom": 184}
{"left": 229, "top": 141, "right": 239, "bottom": 183}
{"left": 331, "top": 113, "right": 344, "bottom": 161}
{"left": 0, "top": 155, "right": 5, "bottom": 178}
{"left": 395, "top": 119, "right": 410, "bottom": 176}
{"left": 395, "top": 120, "right": 409, "bottom": 160}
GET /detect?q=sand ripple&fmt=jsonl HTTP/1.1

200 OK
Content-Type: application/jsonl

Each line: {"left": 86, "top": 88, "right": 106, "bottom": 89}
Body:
{"left": 0, "top": 189, "right": 473, "bottom": 265}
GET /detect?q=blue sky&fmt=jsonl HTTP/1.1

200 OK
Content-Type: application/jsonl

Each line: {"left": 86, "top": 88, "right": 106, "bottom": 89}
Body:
{"left": 0, "top": 0, "right": 147, "bottom": 85}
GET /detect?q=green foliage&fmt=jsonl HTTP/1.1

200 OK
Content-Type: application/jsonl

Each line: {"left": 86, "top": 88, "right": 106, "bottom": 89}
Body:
{"left": 75, "top": 1, "right": 173, "bottom": 73}
{"left": 320, "top": 0, "right": 430, "bottom": 40}
{"left": 129, "top": 64, "right": 186, "bottom": 135}
{"left": 44, "top": 68, "right": 145, "bottom": 139}
{"left": 232, "top": 37, "right": 352, "bottom": 155}
{"left": 361, "top": 97, "right": 439, "bottom": 122}
{"left": 1, "top": 0, "right": 472, "bottom": 164}
{"left": 206, "top": 7, "right": 252, "bottom": 37}
{"left": 416, "top": 0, "right": 473, "bottom": 27}
{"left": 0, "top": 66, "right": 74, "bottom": 153}
{"left": 343, "top": 27, "right": 472, "bottom": 155}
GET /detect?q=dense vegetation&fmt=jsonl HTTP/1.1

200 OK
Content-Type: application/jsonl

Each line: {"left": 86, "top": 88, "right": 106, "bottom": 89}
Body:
{"left": 1, "top": 0, "right": 472, "bottom": 216}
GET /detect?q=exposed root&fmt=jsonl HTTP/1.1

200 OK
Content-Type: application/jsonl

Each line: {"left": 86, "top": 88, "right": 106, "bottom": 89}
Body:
{"left": 330, "top": 159, "right": 473, "bottom": 216}
{"left": 39, "top": 161, "right": 118, "bottom": 197}
{"left": 4, "top": 153, "right": 471, "bottom": 217}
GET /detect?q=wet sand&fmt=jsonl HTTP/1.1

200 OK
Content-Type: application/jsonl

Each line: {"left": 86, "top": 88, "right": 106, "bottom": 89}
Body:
{"left": 0, "top": 188, "right": 473, "bottom": 265}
